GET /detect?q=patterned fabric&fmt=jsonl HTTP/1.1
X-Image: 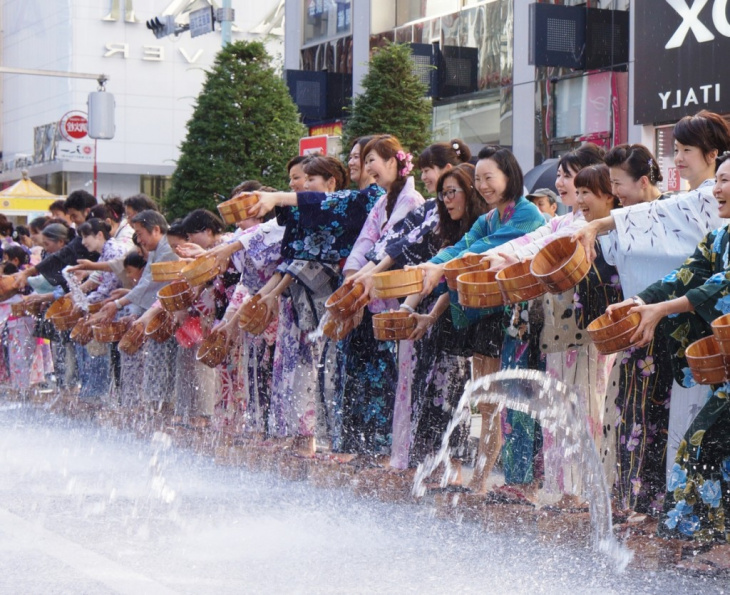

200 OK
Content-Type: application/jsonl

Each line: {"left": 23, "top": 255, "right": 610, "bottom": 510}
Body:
{"left": 639, "top": 223, "right": 730, "bottom": 386}
{"left": 658, "top": 384, "right": 730, "bottom": 542}
{"left": 340, "top": 308, "right": 398, "bottom": 455}
{"left": 492, "top": 210, "right": 586, "bottom": 261}
{"left": 611, "top": 339, "right": 672, "bottom": 514}
{"left": 500, "top": 302, "right": 544, "bottom": 485}
{"left": 429, "top": 196, "right": 545, "bottom": 264}
{"left": 87, "top": 237, "right": 129, "bottom": 303}
{"left": 605, "top": 182, "right": 720, "bottom": 298}
{"left": 344, "top": 177, "right": 424, "bottom": 273}
{"left": 142, "top": 338, "right": 177, "bottom": 404}
{"left": 279, "top": 185, "right": 384, "bottom": 263}
{"left": 409, "top": 307, "right": 471, "bottom": 467}
{"left": 369, "top": 199, "right": 441, "bottom": 268}
{"left": 268, "top": 296, "right": 318, "bottom": 438}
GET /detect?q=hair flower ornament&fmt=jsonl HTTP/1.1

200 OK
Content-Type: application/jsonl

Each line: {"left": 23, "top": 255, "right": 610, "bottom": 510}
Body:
{"left": 396, "top": 150, "right": 414, "bottom": 177}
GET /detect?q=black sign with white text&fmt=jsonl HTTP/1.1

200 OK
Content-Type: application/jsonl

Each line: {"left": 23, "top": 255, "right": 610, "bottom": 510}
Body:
{"left": 634, "top": 0, "right": 730, "bottom": 124}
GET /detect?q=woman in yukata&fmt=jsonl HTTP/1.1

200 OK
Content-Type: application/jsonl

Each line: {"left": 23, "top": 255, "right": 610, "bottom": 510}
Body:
{"left": 575, "top": 110, "right": 730, "bottom": 498}
{"left": 416, "top": 146, "right": 545, "bottom": 495}
{"left": 336, "top": 134, "right": 424, "bottom": 457}
{"left": 381, "top": 163, "right": 486, "bottom": 478}
{"left": 606, "top": 152, "right": 730, "bottom": 541}
{"left": 205, "top": 180, "right": 284, "bottom": 438}
{"left": 75, "top": 218, "right": 129, "bottom": 402}
{"left": 245, "top": 139, "right": 384, "bottom": 449}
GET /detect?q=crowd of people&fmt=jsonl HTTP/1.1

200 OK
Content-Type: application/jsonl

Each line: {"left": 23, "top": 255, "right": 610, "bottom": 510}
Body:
{"left": 2, "top": 114, "right": 730, "bottom": 545}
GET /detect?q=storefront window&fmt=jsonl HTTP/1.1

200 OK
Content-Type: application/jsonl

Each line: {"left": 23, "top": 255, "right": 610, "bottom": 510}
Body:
{"left": 302, "top": 0, "right": 351, "bottom": 46}
{"left": 433, "top": 93, "right": 504, "bottom": 151}
{"left": 554, "top": 72, "right": 612, "bottom": 140}
{"left": 140, "top": 175, "right": 171, "bottom": 203}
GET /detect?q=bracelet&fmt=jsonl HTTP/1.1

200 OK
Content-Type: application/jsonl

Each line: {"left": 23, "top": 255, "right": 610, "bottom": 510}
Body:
{"left": 632, "top": 296, "right": 646, "bottom": 307}
{"left": 399, "top": 304, "right": 415, "bottom": 314}
{"left": 114, "top": 299, "right": 123, "bottom": 311}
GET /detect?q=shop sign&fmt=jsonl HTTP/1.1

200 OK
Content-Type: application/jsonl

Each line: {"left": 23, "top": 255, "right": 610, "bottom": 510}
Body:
{"left": 57, "top": 141, "right": 95, "bottom": 162}
{"left": 309, "top": 121, "right": 343, "bottom": 137}
{"left": 634, "top": 1, "right": 730, "bottom": 124}
{"left": 59, "top": 111, "right": 88, "bottom": 141}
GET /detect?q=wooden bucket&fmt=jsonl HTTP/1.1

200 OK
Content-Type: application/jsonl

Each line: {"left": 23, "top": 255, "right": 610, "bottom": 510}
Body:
{"left": 685, "top": 335, "right": 730, "bottom": 385}
{"left": 325, "top": 283, "right": 366, "bottom": 321}
{"left": 443, "top": 254, "right": 488, "bottom": 291}
{"left": 457, "top": 270, "right": 503, "bottom": 309}
{"left": 531, "top": 237, "right": 590, "bottom": 294}
{"left": 372, "top": 311, "right": 416, "bottom": 341}
{"left": 371, "top": 269, "right": 423, "bottom": 299}
{"left": 587, "top": 304, "right": 642, "bottom": 355}
{"left": 151, "top": 260, "right": 186, "bottom": 282}
{"left": 70, "top": 318, "right": 94, "bottom": 345}
{"left": 217, "top": 193, "right": 259, "bottom": 225}
{"left": 52, "top": 309, "right": 83, "bottom": 332}
{"left": 196, "top": 332, "right": 229, "bottom": 368}
{"left": 238, "top": 294, "right": 271, "bottom": 336}
{"left": 92, "top": 321, "right": 128, "bottom": 343}
{"left": 145, "top": 310, "right": 177, "bottom": 343}
{"left": 181, "top": 254, "right": 220, "bottom": 287}
{"left": 157, "top": 279, "right": 194, "bottom": 312}
{"left": 496, "top": 260, "right": 546, "bottom": 304}
{"left": 711, "top": 313, "right": 730, "bottom": 356}
{"left": 118, "top": 324, "right": 146, "bottom": 355}
{"left": 45, "top": 295, "right": 74, "bottom": 320}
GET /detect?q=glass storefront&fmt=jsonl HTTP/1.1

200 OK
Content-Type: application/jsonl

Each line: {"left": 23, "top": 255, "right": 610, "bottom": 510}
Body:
{"left": 302, "top": 0, "right": 352, "bottom": 46}
{"left": 433, "top": 93, "right": 505, "bottom": 152}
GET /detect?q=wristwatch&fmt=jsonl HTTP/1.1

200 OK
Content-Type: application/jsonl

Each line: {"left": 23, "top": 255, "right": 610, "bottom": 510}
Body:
{"left": 114, "top": 299, "right": 123, "bottom": 311}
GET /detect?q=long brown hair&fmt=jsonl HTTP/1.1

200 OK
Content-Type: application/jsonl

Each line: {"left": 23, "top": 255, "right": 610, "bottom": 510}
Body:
{"left": 362, "top": 134, "right": 411, "bottom": 219}
{"left": 435, "top": 163, "right": 487, "bottom": 247}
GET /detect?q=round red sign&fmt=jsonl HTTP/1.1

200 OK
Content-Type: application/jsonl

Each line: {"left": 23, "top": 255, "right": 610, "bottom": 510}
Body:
{"left": 59, "top": 111, "right": 88, "bottom": 141}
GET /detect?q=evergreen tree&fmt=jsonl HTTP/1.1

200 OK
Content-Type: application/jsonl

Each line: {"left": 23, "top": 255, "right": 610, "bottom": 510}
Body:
{"left": 343, "top": 42, "right": 432, "bottom": 157}
{"left": 164, "top": 40, "right": 305, "bottom": 218}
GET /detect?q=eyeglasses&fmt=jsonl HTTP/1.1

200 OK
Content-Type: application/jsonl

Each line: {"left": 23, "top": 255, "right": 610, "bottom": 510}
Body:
{"left": 437, "top": 188, "right": 465, "bottom": 201}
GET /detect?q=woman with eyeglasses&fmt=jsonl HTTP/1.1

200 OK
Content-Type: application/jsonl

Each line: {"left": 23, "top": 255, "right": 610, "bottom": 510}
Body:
{"left": 343, "top": 162, "right": 485, "bottom": 474}
{"left": 415, "top": 146, "right": 545, "bottom": 496}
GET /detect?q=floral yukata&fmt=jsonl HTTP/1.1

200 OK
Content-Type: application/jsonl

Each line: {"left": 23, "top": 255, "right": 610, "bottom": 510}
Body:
{"left": 341, "top": 178, "right": 424, "bottom": 455}
{"left": 218, "top": 220, "right": 284, "bottom": 435}
{"left": 363, "top": 199, "right": 472, "bottom": 468}
{"left": 270, "top": 185, "right": 385, "bottom": 444}
{"left": 637, "top": 223, "right": 730, "bottom": 540}
{"left": 599, "top": 181, "right": 721, "bottom": 513}
{"left": 78, "top": 237, "right": 129, "bottom": 402}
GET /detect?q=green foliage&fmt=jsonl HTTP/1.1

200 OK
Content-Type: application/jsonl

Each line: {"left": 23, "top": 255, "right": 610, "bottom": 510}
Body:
{"left": 164, "top": 40, "right": 305, "bottom": 219}
{"left": 343, "top": 42, "right": 432, "bottom": 158}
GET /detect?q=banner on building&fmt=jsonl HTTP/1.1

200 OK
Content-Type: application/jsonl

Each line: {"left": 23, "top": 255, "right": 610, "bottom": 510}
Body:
{"left": 57, "top": 141, "right": 95, "bottom": 162}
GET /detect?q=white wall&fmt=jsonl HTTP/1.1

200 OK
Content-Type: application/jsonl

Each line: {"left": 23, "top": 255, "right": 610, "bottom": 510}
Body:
{"left": 2, "top": 0, "right": 282, "bottom": 179}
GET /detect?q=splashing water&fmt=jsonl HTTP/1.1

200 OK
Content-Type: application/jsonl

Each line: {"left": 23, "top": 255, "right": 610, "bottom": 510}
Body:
{"left": 62, "top": 266, "right": 90, "bottom": 312}
{"left": 413, "top": 368, "right": 633, "bottom": 571}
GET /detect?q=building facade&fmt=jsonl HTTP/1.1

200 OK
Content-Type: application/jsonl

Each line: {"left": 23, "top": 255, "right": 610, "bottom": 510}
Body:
{"left": 0, "top": 0, "right": 283, "bottom": 202}
{"left": 285, "top": 0, "right": 722, "bottom": 195}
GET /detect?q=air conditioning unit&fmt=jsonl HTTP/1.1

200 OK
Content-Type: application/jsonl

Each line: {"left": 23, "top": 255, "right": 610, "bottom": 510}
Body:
{"left": 409, "top": 43, "right": 478, "bottom": 99}
{"left": 438, "top": 45, "right": 479, "bottom": 98}
{"left": 529, "top": 4, "right": 628, "bottom": 71}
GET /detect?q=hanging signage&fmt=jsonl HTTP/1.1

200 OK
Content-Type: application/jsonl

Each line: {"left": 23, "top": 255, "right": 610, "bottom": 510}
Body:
{"left": 57, "top": 141, "right": 95, "bottom": 162}
{"left": 634, "top": 1, "right": 730, "bottom": 125}
{"left": 59, "top": 111, "right": 88, "bottom": 142}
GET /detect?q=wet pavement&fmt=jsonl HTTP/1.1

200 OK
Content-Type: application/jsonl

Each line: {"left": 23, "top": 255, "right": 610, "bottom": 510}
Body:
{"left": 0, "top": 401, "right": 726, "bottom": 594}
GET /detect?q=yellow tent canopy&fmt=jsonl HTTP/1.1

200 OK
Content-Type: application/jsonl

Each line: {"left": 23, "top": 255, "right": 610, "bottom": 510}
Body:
{"left": 0, "top": 170, "right": 60, "bottom": 216}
